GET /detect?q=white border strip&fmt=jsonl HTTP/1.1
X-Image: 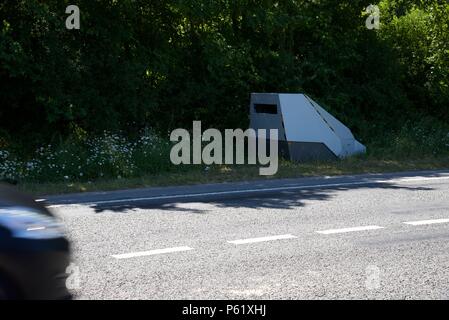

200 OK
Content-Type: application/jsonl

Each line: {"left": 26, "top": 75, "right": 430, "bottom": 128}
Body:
{"left": 44, "top": 176, "right": 449, "bottom": 208}
{"left": 47, "top": 182, "right": 370, "bottom": 208}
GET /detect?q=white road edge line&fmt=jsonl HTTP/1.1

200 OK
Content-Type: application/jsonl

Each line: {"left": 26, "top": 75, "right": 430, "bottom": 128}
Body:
{"left": 404, "top": 218, "right": 449, "bottom": 226}
{"left": 227, "top": 234, "right": 297, "bottom": 245}
{"left": 46, "top": 182, "right": 370, "bottom": 208}
{"left": 44, "top": 175, "right": 449, "bottom": 208}
{"left": 112, "top": 246, "right": 193, "bottom": 259}
{"left": 316, "top": 225, "right": 385, "bottom": 235}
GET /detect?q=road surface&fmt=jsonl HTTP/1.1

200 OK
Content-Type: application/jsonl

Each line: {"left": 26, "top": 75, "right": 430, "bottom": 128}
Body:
{"left": 42, "top": 170, "right": 449, "bottom": 299}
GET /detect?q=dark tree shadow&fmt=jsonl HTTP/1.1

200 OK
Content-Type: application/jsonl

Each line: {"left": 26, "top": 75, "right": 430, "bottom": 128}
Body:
{"left": 88, "top": 180, "right": 434, "bottom": 214}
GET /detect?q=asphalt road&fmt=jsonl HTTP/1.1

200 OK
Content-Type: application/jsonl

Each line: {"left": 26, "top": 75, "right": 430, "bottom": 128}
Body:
{"left": 43, "top": 170, "right": 449, "bottom": 299}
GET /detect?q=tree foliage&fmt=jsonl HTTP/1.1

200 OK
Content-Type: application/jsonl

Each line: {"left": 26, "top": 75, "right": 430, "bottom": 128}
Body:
{"left": 0, "top": 0, "right": 448, "bottom": 150}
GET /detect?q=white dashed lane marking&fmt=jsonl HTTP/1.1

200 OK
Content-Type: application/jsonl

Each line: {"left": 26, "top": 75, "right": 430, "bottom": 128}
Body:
{"left": 403, "top": 218, "right": 449, "bottom": 226}
{"left": 111, "top": 218, "right": 449, "bottom": 260}
{"left": 112, "top": 246, "right": 193, "bottom": 259}
{"left": 316, "top": 225, "right": 385, "bottom": 235}
{"left": 227, "top": 234, "right": 297, "bottom": 245}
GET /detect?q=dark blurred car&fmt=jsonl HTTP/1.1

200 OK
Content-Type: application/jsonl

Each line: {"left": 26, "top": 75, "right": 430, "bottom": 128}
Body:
{"left": 0, "top": 184, "right": 71, "bottom": 299}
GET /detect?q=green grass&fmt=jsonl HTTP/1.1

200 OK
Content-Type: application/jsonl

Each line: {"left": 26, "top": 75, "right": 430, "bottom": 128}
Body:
{"left": 4, "top": 119, "right": 448, "bottom": 196}
{"left": 17, "top": 155, "right": 449, "bottom": 197}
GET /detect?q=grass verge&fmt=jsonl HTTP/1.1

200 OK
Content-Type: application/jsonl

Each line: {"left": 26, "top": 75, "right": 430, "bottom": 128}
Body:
{"left": 17, "top": 155, "right": 449, "bottom": 197}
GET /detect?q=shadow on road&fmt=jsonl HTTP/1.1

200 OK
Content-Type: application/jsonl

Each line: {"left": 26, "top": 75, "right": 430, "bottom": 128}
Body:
{"left": 87, "top": 180, "right": 434, "bottom": 214}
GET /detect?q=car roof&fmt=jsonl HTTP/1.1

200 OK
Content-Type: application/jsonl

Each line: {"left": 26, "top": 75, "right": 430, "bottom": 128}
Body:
{"left": 0, "top": 184, "right": 50, "bottom": 214}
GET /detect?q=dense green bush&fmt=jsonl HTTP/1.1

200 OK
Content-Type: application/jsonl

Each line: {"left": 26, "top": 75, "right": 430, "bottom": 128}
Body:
{"left": 0, "top": 131, "right": 173, "bottom": 182}
{"left": 368, "top": 117, "right": 449, "bottom": 158}
{"left": 0, "top": 0, "right": 448, "bottom": 176}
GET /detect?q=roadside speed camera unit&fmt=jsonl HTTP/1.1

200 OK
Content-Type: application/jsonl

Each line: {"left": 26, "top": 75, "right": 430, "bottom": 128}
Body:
{"left": 249, "top": 93, "right": 366, "bottom": 162}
